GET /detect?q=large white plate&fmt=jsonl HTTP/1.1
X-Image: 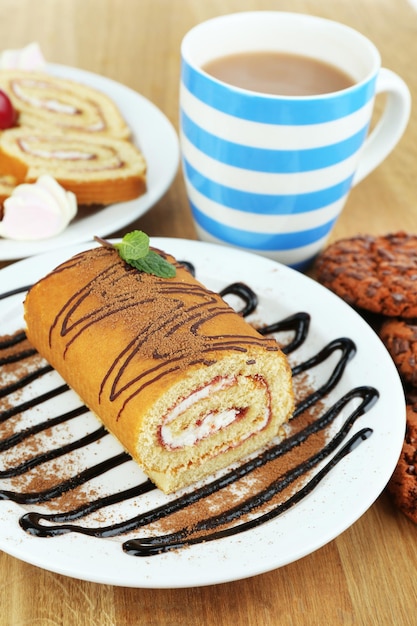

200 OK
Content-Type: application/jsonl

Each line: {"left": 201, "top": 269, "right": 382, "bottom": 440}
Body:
{"left": 0, "top": 65, "right": 179, "bottom": 260}
{"left": 0, "top": 238, "right": 405, "bottom": 587}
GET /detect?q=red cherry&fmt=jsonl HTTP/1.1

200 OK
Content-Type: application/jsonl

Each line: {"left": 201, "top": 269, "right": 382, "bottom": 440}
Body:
{"left": 0, "top": 89, "right": 17, "bottom": 129}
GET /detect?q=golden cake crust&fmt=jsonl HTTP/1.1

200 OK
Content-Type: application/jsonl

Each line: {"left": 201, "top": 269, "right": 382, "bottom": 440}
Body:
{"left": 24, "top": 246, "right": 294, "bottom": 493}
{"left": 0, "top": 128, "right": 147, "bottom": 204}
{"left": 0, "top": 173, "right": 16, "bottom": 205}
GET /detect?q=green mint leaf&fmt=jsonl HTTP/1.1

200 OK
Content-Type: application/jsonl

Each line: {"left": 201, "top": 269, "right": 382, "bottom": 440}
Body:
{"left": 113, "top": 230, "right": 149, "bottom": 261}
{"left": 95, "top": 231, "right": 176, "bottom": 278}
{"left": 129, "top": 249, "right": 177, "bottom": 278}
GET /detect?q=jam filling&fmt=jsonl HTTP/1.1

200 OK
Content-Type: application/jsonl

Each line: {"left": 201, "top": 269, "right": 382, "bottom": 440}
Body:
{"left": 158, "top": 375, "right": 269, "bottom": 451}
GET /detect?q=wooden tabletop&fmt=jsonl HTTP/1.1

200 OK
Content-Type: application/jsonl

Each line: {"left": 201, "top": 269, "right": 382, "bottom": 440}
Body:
{"left": 1, "top": 0, "right": 417, "bottom": 624}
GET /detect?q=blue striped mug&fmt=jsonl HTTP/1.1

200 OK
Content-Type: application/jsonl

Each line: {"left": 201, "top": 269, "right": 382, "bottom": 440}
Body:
{"left": 180, "top": 12, "right": 410, "bottom": 269}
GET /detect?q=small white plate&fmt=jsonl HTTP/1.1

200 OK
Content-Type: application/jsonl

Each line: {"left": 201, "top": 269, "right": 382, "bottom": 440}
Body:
{"left": 0, "top": 65, "right": 179, "bottom": 260}
{"left": 0, "top": 238, "right": 406, "bottom": 587}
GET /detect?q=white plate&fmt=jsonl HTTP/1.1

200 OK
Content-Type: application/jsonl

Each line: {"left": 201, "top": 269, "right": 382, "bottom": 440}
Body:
{"left": 0, "top": 238, "right": 405, "bottom": 588}
{"left": 0, "top": 65, "right": 179, "bottom": 260}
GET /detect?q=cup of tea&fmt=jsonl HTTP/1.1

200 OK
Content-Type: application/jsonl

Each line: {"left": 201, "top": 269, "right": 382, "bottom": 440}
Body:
{"left": 179, "top": 12, "right": 411, "bottom": 269}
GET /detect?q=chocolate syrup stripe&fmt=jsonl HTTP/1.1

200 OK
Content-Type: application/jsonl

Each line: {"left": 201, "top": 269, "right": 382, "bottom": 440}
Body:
{"left": 0, "top": 382, "right": 69, "bottom": 424}
{"left": 1, "top": 277, "right": 376, "bottom": 556}
{"left": 19, "top": 385, "right": 376, "bottom": 542}
{"left": 1, "top": 451, "right": 132, "bottom": 505}
{"left": 0, "top": 405, "right": 89, "bottom": 454}
{"left": 0, "top": 364, "right": 53, "bottom": 400}
{"left": 113, "top": 336, "right": 280, "bottom": 421}
{"left": 0, "top": 423, "right": 105, "bottom": 479}
{"left": 46, "top": 255, "right": 276, "bottom": 412}
{"left": 124, "top": 427, "right": 374, "bottom": 556}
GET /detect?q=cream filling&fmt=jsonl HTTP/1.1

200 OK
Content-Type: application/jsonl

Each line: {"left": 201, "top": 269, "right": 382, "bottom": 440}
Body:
{"left": 13, "top": 81, "right": 77, "bottom": 114}
{"left": 12, "top": 75, "right": 106, "bottom": 131}
{"left": 19, "top": 139, "right": 94, "bottom": 160}
{"left": 160, "top": 376, "right": 270, "bottom": 450}
{"left": 161, "top": 377, "right": 236, "bottom": 449}
{"left": 162, "top": 407, "right": 240, "bottom": 449}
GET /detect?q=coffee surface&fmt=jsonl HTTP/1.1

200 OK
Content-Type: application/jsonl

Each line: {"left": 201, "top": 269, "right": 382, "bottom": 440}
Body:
{"left": 203, "top": 51, "right": 355, "bottom": 96}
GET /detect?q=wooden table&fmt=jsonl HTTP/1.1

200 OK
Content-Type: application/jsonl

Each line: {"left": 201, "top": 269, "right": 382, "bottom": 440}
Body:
{"left": 1, "top": 1, "right": 417, "bottom": 624}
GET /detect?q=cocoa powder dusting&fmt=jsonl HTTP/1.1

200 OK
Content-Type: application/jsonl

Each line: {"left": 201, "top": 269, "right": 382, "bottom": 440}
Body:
{"left": 83, "top": 249, "right": 215, "bottom": 365}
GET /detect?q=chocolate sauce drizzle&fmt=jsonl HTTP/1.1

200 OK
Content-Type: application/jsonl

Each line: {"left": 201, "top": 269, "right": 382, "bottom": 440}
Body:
{"left": 0, "top": 273, "right": 377, "bottom": 557}
{"left": 42, "top": 250, "right": 279, "bottom": 423}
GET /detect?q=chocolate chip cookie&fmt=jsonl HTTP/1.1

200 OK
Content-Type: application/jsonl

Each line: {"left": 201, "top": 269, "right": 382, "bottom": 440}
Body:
{"left": 379, "top": 317, "right": 417, "bottom": 386}
{"left": 387, "top": 403, "right": 417, "bottom": 524}
{"left": 315, "top": 232, "right": 417, "bottom": 317}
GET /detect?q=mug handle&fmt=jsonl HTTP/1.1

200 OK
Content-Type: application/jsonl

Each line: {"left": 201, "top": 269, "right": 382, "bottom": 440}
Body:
{"left": 352, "top": 68, "right": 411, "bottom": 186}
